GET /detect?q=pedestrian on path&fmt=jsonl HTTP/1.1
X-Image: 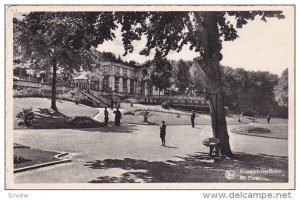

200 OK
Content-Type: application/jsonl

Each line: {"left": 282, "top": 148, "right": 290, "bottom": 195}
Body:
{"left": 114, "top": 107, "right": 122, "bottom": 127}
{"left": 191, "top": 112, "right": 196, "bottom": 128}
{"left": 104, "top": 107, "right": 109, "bottom": 127}
{"left": 160, "top": 121, "right": 167, "bottom": 146}
{"left": 267, "top": 114, "right": 271, "bottom": 124}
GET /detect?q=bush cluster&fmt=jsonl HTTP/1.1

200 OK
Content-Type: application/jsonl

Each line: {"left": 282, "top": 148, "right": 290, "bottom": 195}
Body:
{"left": 16, "top": 108, "right": 35, "bottom": 127}
{"left": 14, "top": 155, "right": 30, "bottom": 164}
{"left": 65, "top": 116, "right": 97, "bottom": 125}
{"left": 161, "top": 101, "right": 172, "bottom": 109}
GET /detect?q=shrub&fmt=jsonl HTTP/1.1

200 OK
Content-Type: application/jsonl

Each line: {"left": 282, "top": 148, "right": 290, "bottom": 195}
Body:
{"left": 59, "top": 91, "right": 75, "bottom": 101}
{"left": 13, "top": 143, "right": 30, "bottom": 149}
{"left": 123, "top": 108, "right": 143, "bottom": 115}
{"left": 241, "top": 111, "right": 254, "bottom": 117}
{"left": 16, "top": 108, "right": 35, "bottom": 127}
{"left": 79, "top": 98, "right": 95, "bottom": 107}
{"left": 66, "top": 116, "right": 97, "bottom": 125}
{"left": 161, "top": 101, "right": 172, "bottom": 109}
{"left": 133, "top": 109, "right": 155, "bottom": 122}
{"left": 14, "top": 155, "right": 31, "bottom": 164}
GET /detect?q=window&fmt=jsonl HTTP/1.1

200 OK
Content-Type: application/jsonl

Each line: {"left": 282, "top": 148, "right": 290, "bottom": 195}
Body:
{"left": 130, "top": 80, "right": 134, "bottom": 94}
{"left": 130, "top": 70, "right": 134, "bottom": 78}
{"left": 123, "top": 79, "right": 127, "bottom": 93}
{"left": 123, "top": 68, "right": 127, "bottom": 76}
{"left": 114, "top": 77, "right": 119, "bottom": 92}
{"left": 104, "top": 66, "right": 108, "bottom": 73}
{"left": 115, "top": 66, "right": 120, "bottom": 74}
{"left": 103, "top": 76, "right": 109, "bottom": 91}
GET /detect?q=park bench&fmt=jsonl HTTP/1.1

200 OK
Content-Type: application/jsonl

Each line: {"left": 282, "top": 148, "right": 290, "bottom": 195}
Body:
{"left": 202, "top": 137, "right": 220, "bottom": 157}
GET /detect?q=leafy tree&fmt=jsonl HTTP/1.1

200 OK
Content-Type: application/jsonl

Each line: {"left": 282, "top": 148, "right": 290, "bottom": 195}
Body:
{"left": 115, "top": 11, "right": 284, "bottom": 157}
{"left": 221, "top": 66, "right": 279, "bottom": 115}
{"left": 149, "top": 51, "right": 173, "bottom": 96}
{"left": 274, "top": 68, "right": 288, "bottom": 107}
{"left": 176, "top": 59, "right": 191, "bottom": 93}
{"left": 102, "top": 51, "right": 118, "bottom": 61}
{"left": 190, "top": 59, "right": 209, "bottom": 92}
{"left": 13, "top": 12, "right": 117, "bottom": 110}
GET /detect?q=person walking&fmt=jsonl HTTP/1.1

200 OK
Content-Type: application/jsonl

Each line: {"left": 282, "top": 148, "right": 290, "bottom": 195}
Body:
{"left": 160, "top": 121, "right": 167, "bottom": 146}
{"left": 267, "top": 114, "right": 271, "bottom": 124}
{"left": 191, "top": 112, "right": 196, "bottom": 128}
{"left": 104, "top": 107, "right": 109, "bottom": 127}
{"left": 114, "top": 107, "right": 122, "bottom": 127}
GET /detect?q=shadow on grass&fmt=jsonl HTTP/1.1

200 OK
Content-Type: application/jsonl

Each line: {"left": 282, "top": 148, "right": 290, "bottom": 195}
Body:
{"left": 32, "top": 108, "right": 103, "bottom": 129}
{"left": 84, "top": 152, "right": 288, "bottom": 183}
{"left": 74, "top": 123, "right": 139, "bottom": 133}
{"left": 32, "top": 108, "right": 68, "bottom": 129}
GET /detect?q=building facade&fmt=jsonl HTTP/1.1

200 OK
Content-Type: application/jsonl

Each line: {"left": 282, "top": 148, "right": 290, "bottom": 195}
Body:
{"left": 71, "top": 61, "right": 164, "bottom": 96}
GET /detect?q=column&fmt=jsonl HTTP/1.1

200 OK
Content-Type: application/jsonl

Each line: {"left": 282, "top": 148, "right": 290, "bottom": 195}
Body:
{"left": 110, "top": 75, "right": 115, "bottom": 92}
{"left": 98, "top": 77, "right": 102, "bottom": 91}
{"left": 145, "top": 82, "right": 148, "bottom": 96}
{"left": 152, "top": 86, "right": 155, "bottom": 95}
{"left": 119, "top": 77, "right": 123, "bottom": 93}
{"left": 127, "top": 79, "right": 130, "bottom": 94}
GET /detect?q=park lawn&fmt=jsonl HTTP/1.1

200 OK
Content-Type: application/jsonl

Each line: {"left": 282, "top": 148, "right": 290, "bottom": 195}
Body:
{"left": 13, "top": 97, "right": 100, "bottom": 129}
{"left": 14, "top": 147, "right": 60, "bottom": 169}
{"left": 230, "top": 124, "right": 288, "bottom": 140}
{"left": 122, "top": 110, "right": 212, "bottom": 125}
{"left": 121, "top": 103, "right": 288, "bottom": 126}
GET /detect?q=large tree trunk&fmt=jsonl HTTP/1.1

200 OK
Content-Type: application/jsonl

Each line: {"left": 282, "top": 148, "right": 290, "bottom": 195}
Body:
{"left": 199, "top": 12, "right": 234, "bottom": 157}
{"left": 51, "top": 58, "right": 57, "bottom": 111}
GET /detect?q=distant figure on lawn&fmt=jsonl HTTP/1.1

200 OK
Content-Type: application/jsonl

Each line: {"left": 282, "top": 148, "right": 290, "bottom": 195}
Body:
{"left": 104, "top": 107, "right": 109, "bottom": 127}
{"left": 110, "top": 100, "right": 114, "bottom": 110}
{"left": 160, "top": 121, "right": 167, "bottom": 146}
{"left": 114, "top": 108, "right": 122, "bottom": 127}
{"left": 267, "top": 114, "right": 271, "bottom": 124}
{"left": 191, "top": 112, "right": 196, "bottom": 128}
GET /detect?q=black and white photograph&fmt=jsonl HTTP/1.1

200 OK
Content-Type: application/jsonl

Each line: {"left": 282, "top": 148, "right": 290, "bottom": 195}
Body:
{"left": 5, "top": 5, "right": 295, "bottom": 189}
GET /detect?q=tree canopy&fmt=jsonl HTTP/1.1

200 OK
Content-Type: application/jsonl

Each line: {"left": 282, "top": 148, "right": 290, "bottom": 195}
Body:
{"left": 176, "top": 59, "right": 191, "bottom": 93}
{"left": 274, "top": 68, "right": 288, "bottom": 107}
{"left": 14, "top": 12, "right": 117, "bottom": 109}
{"left": 149, "top": 51, "right": 173, "bottom": 94}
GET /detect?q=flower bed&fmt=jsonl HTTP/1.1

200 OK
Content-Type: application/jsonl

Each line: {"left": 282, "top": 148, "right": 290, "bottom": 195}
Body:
{"left": 231, "top": 126, "right": 271, "bottom": 135}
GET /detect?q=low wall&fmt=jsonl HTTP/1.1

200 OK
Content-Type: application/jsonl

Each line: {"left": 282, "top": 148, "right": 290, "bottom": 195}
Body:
{"left": 13, "top": 80, "right": 73, "bottom": 92}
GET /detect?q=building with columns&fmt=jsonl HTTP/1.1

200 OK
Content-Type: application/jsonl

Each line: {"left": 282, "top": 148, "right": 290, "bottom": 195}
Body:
{"left": 71, "top": 60, "right": 164, "bottom": 97}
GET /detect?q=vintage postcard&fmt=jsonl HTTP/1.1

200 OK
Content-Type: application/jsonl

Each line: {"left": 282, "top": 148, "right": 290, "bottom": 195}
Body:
{"left": 5, "top": 5, "right": 295, "bottom": 189}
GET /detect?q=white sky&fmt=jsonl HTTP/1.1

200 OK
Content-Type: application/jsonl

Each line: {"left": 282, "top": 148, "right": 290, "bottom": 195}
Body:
{"left": 97, "top": 11, "right": 294, "bottom": 75}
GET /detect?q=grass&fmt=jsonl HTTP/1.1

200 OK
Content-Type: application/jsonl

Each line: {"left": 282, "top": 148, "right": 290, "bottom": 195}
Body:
{"left": 14, "top": 147, "right": 60, "bottom": 169}
{"left": 123, "top": 110, "right": 212, "bottom": 125}
{"left": 14, "top": 97, "right": 101, "bottom": 129}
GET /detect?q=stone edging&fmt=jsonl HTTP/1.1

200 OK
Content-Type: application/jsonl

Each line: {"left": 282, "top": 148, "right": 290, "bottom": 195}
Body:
{"left": 14, "top": 152, "right": 71, "bottom": 173}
